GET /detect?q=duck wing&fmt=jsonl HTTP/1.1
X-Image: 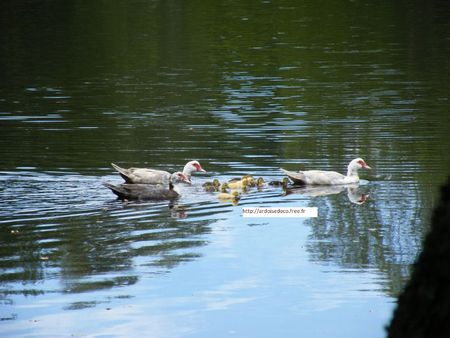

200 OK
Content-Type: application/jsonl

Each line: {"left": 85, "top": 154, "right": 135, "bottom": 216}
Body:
{"left": 280, "top": 168, "right": 307, "bottom": 185}
{"left": 281, "top": 168, "right": 347, "bottom": 185}
{"left": 111, "top": 163, "right": 171, "bottom": 184}
{"left": 301, "top": 170, "right": 346, "bottom": 185}
{"left": 103, "top": 182, "right": 179, "bottom": 200}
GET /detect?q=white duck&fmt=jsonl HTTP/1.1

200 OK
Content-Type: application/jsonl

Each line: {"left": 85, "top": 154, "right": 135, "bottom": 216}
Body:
{"left": 281, "top": 158, "right": 371, "bottom": 185}
{"left": 111, "top": 160, "right": 206, "bottom": 185}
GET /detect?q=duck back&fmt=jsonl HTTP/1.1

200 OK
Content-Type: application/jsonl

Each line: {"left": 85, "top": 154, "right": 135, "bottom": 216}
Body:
{"left": 103, "top": 182, "right": 179, "bottom": 200}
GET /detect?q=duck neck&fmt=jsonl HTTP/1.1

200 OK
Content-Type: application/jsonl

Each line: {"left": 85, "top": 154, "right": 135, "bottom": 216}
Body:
{"left": 182, "top": 165, "right": 193, "bottom": 179}
{"left": 346, "top": 165, "right": 360, "bottom": 179}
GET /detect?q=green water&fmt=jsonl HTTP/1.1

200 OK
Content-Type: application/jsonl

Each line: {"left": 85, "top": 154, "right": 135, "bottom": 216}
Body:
{"left": 1, "top": 1, "right": 449, "bottom": 337}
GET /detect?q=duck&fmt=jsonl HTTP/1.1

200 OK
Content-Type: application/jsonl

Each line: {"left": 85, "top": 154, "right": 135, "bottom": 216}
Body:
{"left": 103, "top": 172, "right": 188, "bottom": 201}
{"left": 281, "top": 158, "right": 371, "bottom": 185}
{"left": 111, "top": 160, "right": 206, "bottom": 185}
{"left": 227, "top": 177, "right": 249, "bottom": 189}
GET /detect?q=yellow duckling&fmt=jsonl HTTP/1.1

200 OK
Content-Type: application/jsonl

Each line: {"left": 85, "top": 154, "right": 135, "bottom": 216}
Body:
{"left": 220, "top": 183, "right": 230, "bottom": 193}
{"left": 218, "top": 190, "right": 240, "bottom": 201}
{"left": 241, "top": 175, "right": 256, "bottom": 187}
{"left": 242, "top": 174, "right": 254, "bottom": 181}
{"left": 228, "top": 177, "right": 249, "bottom": 189}
{"left": 256, "top": 177, "right": 265, "bottom": 187}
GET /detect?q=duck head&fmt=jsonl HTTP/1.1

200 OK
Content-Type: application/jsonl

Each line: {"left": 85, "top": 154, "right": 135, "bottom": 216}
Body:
{"left": 347, "top": 158, "right": 371, "bottom": 176}
{"left": 352, "top": 158, "right": 371, "bottom": 169}
{"left": 170, "top": 172, "right": 191, "bottom": 184}
{"left": 231, "top": 191, "right": 240, "bottom": 198}
{"left": 183, "top": 160, "right": 206, "bottom": 177}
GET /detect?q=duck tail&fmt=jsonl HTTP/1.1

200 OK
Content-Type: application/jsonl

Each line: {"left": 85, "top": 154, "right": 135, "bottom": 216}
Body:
{"left": 103, "top": 182, "right": 126, "bottom": 199}
{"left": 111, "top": 163, "right": 133, "bottom": 183}
{"left": 111, "top": 162, "right": 121, "bottom": 169}
{"left": 280, "top": 168, "right": 306, "bottom": 185}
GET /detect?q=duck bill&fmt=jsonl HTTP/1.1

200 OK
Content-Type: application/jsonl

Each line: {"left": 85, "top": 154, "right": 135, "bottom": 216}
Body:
{"left": 358, "top": 194, "right": 369, "bottom": 203}
{"left": 193, "top": 162, "right": 206, "bottom": 173}
{"left": 363, "top": 164, "right": 371, "bottom": 169}
{"left": 181, "top": 174, "right": 192, "bottom": 184}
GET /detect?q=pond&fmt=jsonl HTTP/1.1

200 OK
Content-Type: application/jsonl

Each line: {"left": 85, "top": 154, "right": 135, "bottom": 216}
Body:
{"left": 1, "top": 1, "right": 450, "bottom": 337}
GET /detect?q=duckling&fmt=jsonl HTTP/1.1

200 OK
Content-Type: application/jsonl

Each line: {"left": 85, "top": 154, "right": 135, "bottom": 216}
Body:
{"left": 203, "top": 184, "right": 216, "bottom": 192}
{"left": 213, "top": 179, "right": 220, "bottom": 187}
{"left": 228, "top": 177, "right": 249, "bottom": 189}
{"left": 247, "top": 178, "right": 257, "bottom": 187}
{"left": 203, "top": 181, "right": 213, "bottom": 189}
{"left": 203, "top": 179, "right": 221, "bottom": 192}
{"left": 269, "top": 177, "right": 289, "bottom": 187}
{"left": 241, "top": 175, "right": 256, "bottom": 187}
{"left": 202, "top": 178, "right": 220, "bottom": 187}
{"left": 218, "top": 190, "right": 240, "bottom": 201}
{"left": 220, "top": 183, "right": 230, "bottom": 193}
{"left": 256, "top": 177, "right": 265, "bottom": 187}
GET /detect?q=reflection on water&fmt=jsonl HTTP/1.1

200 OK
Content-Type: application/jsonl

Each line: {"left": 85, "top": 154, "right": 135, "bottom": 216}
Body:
{"left": 285, "top": 183, "right": 370, "bottom": 204}
{"left": 304, "top": 178, "right": 428, "bottom": 296}
{"left": 1, "top": 0, "right": 450, "bottom": 337}
{"left": 0, "top": 170, "right": 432, "bottom": 301}
{"left": 0, "top": 172, "right": 213, "bottom": 284}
